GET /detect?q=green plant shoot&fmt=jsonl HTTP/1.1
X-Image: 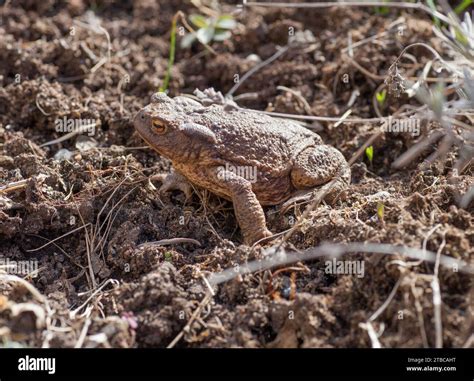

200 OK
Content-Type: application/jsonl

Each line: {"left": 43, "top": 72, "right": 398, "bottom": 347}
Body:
{"left": 159, "top": 13, "right": 178, "bottom": 93}
{"left": 455, "top": 0, "right": 473, "bottom": 15}
{"left": 377, "top": 202, "right": 385, "bottom": 222}
{"left": 426, "top": 0, "right": 441, "bottom": 27}
{"left": 181, "top": 14, "right": 236, "bottom": 48}
{"left": 376, "top": 89, "right": 387, "bottom": 106}
{"left": 374, "top": 0, "right": 390, "bottom": 15}
{"left": 365, "top": 145, "right": 374, "bottom": 165}
{"left": 164, "top": 252, "right": 173, "bottom": 262}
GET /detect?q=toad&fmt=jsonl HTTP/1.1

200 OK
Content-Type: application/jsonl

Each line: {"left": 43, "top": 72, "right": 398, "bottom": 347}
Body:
{"left": 134, "top": 92, "right": 350, "bottom": 245}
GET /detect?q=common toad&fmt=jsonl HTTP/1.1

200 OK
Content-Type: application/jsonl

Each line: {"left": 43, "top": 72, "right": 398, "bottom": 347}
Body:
{"left": 134, "top": 92, "right": 350, "bottom": 245}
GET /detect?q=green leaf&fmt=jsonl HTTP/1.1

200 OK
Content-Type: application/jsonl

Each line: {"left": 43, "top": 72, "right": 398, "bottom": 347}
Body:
{"left": 365, "top": 145, "right": 374, "bottom": 164}
{"left": 455, "top": 0, "right": 473, "bottom": 15}
{"left": 213, "top": 30, "right": 231, "bottom": 41}
{"left": 374, "top": 0, "right": 389, "bottom": 16}
{"left": 196, "top": 26, "right": 215, "bottom": 45}
{"left": 454, "top": 27, "right": 469, "bottom": 46}
{"left": 189, "top": 14, "right": 208, "bottom": 29}
{"left": 180, "top": 32, "right": 196, "bottom": 48}
{"left": 431, "top": 83, "right": 446, "bottom": 120}
{"left": 376, "top": 89, "right": 387, "bottom": 105}
{"left": 216, "top": 15, "right": 237, "bottom": 30}
{"left": 377, "top": 202, "right": 385, "bottom": 222}
{"left": 159, "top": 15, "right": 177, "bottom": 93}
{"left": 375, "top": 6, "right": 389, "bottom": 15}
{"left": 426, "top": 0, "right": 441, "bottom": 27}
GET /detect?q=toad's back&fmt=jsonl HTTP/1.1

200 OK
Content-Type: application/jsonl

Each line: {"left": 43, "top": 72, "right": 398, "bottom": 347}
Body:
{"left": 189, "top": 105, "right": 323, "bottom": 175}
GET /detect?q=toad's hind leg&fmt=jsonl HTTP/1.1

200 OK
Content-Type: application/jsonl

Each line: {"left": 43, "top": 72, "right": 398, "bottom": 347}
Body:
{"left": 290, "top": 145, "right": 351, "bottom": 204}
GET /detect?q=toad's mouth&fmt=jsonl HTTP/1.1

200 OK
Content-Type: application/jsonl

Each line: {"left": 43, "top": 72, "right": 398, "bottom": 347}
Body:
{"left": 135, "top": 128, "right": 163, "bottom": 156}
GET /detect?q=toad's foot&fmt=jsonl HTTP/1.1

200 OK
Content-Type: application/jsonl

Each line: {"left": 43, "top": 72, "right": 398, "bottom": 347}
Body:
{"left": 280, "top": 180, "right": 346, "bottom": 214}
{"left": 151, "top": 170, "right": 193, "bottom": 200}
{"left": 208, "top": 167, "right": 272, "bottom": 245}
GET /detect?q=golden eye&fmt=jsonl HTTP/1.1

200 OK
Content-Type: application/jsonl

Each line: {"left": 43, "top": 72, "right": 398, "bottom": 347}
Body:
{"left": 152, "top": 119, "right": 167, "bottom": 134}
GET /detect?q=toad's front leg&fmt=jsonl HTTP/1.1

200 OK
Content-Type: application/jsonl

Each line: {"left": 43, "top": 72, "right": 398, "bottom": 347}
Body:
{"left": 207, "top": 167, "right": 272, "bottom": 245}
{"left": 151, "top": 170, "right": 193, "bottom": 200}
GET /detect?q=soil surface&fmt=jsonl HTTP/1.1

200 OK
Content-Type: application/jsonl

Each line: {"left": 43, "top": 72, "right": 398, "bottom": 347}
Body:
{"left": 0, "top": 0, "right": 472, "bottom": 348}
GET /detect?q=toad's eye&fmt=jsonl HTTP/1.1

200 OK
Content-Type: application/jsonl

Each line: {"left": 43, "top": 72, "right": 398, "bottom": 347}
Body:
{"left": 151, "top": 119, "right": 167, "bottom": 134}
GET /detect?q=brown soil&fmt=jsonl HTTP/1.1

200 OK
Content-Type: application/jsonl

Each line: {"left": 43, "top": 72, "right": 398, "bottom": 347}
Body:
{"left": 0, "top": 0, "right": 472, "bottom": 348}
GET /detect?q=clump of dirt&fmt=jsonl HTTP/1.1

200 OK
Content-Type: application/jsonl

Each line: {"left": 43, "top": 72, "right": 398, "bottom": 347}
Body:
{"left": 0, "top": 1, "right": 472, "bottom": 348}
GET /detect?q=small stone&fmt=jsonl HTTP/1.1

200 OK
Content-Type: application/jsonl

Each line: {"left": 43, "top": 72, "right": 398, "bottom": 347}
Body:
{"left": 75, "top": 136, "right": 98, "bottom": 152}
{"left": 54, "top": 149, "right": 73, "bottom": 161}
{"left": 246, "top": 54, "right": 261, "bottom": 63}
